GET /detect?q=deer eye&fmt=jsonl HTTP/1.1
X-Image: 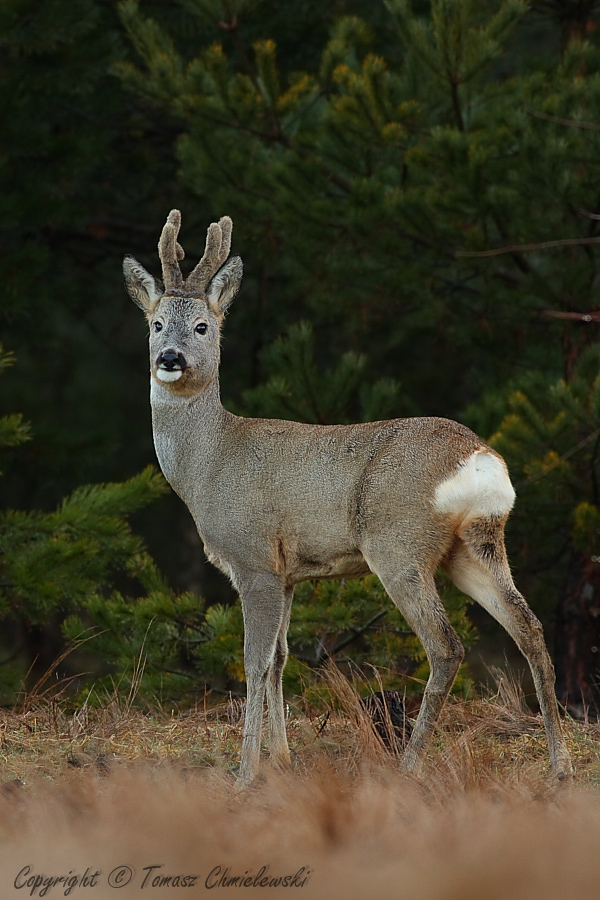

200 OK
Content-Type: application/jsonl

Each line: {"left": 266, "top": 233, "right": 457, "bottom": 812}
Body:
{"left": 153, "top": 321, "right": 163, "bottom": 332}
{"left": 195, "top": 322, "right": 208, "bottom": 335}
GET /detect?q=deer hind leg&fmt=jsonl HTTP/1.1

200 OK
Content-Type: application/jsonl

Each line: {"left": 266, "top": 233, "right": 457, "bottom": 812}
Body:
{"left": 444, "top": 515, "right": 573, "bottom": 780}
{"left": 265, "top": 587, "right": 294, "bottom": 768}
{"left": 365, "top": 553, "right": 465, "bottom": 775}
{"left": 237, "top": 573, "right": 290, "bottom": 786}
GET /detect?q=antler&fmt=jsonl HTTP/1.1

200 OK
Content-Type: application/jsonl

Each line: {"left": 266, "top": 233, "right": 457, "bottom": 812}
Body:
{"left": 186, "top": 216, "right": 233, "bottom": 292}
{"left": 158, "top": 209, "right": 185, "bottom": 290}
{"left": 158, "top": 210, "right": 233, "bottom": 294}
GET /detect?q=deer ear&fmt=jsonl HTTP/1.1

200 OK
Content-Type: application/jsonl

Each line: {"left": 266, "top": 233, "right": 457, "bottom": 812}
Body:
{"left": 123, "top": 256, "right": 163, "bottom": 311}
{"left": 206, "top": 256, "right": 243, "bottom": 315}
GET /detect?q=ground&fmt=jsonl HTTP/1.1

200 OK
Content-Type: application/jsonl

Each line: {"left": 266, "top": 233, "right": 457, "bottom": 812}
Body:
{"left": 0, "top": 675, "right": 599, "bottom": 898}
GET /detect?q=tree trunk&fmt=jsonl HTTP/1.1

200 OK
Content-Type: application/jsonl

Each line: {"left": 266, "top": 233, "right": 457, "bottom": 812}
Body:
{"left": 554, "top": 551, "right": 600, "bottom": 719}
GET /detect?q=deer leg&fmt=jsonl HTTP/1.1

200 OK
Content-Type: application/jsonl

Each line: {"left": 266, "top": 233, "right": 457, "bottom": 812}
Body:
{"left": 237, "top": 573, "right": 288, "bottom": 786}
{"left": 265, "top": 586, "right": 294, "bottom": 768}
{"left": 367, "top": 558, "right": 465, "bottom": 775}
{"left": 445, "top": 518, "right": 573, "bottom": 780}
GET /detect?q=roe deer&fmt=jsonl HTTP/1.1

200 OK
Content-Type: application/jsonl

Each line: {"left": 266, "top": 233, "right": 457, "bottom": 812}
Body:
{"left": 124, "top": 210, "right": 573, "bottom": 784}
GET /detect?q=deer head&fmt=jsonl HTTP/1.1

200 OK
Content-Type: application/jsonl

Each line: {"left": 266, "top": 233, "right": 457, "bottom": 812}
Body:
{"left": 123, "top": 210, "right": 243, "bottom": 396}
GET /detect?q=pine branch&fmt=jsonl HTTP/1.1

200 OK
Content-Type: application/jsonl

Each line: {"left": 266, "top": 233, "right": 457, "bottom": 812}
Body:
{"left": 543, "top": 309, "right": 600, "bottom": 323}
{"left": 328, "top": 608, "right": 390, "bottom": 656}
{"left": 526, "top": 106, "right": 600, "bottom": 132}
{"left": 456, "top": 236, "right": 600, "bottom": 258}
{"left": 514, "top": 429, "right": 600, "bottom": 489}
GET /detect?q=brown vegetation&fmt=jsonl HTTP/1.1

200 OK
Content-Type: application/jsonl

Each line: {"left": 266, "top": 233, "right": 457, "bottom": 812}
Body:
{"left": 0, "top": 675, "right": 599, "bottom": 899}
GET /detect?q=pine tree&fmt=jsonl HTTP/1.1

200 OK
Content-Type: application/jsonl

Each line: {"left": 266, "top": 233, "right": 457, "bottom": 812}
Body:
{"left": 114, "top": 0, "right": 600, "bottom": 709}
{"left": 237, "top": 321, "right": 406, "bottom": 424}
{"left": 0, "top": 347, "right": 30, "bottom": 463}
{"left": 5, "top": 0, "right": 600, "bottom": 708}
{"left": 0, "top": 348, "right": 171, "bottom": 701}
{"left": 487, "top": 344, "right": 600, "bottom": 716}
{"left": 0, "top": 0, "right": 182, "bottom": 503}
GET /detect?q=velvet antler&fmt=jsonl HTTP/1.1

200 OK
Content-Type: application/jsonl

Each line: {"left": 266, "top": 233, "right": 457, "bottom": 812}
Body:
{"left": 186, "top": 216, "right": 233, "bottom": 292}
{"left": 158, "top": 209, "right": 185, "bottom": 291}
{"left": 158, "top": 210, "right": 233, "bottom": 295}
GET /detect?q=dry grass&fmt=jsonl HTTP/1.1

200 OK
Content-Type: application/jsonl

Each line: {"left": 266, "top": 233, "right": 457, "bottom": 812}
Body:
{"left": 0, "top": 673, "right": 599, "bottom": 899}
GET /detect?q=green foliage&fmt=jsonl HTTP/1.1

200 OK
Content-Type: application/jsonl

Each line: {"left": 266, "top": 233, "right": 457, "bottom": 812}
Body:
{"left": 0, "top": 349, "right": 175, "bottom": 701}
{"left": 63, "top": 590, "right": 247, "bottom": 704}
{"left": 0, "top": 348, "right": 30, "bottom": 464}
{"left": 0, "top": 467, "right": 168, "bottom": 620}
{"left": 116, "top": 0, "right": 600, "bottom": 420}
{"left": 386, "top": 0, "right": 528, "bottom": 101}
{"left": 63, "top": 573, "right": 474, "bottom": 704}
{"left": 489, "top": 344, "right": 600, "bottom": 617}
{"left": 6, "top": 0, "right": 600, "bottom": 708}
{"left": 106, "top": 0, "right": 600, "bottom": 703}
{"left": 239, "top": 321, "right": 405, "bottom": 423}
{"left": 290, "top": 574, "right": 476, "bottom": 697}
{"left": 0, "top": 0, "right": 182, "bottom": 504}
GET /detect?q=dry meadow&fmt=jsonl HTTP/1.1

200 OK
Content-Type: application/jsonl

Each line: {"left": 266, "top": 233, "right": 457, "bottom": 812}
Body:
{"left": 0, "top": 673, "right": 599, "bottom": 899}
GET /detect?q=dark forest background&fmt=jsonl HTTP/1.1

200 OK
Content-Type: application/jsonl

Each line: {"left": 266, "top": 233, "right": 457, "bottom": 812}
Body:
{"left": 2, "top": 0, "right": 600, "bottom": 716}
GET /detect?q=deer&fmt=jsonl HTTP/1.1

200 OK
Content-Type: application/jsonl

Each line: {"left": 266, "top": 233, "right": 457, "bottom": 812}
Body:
{"left": 124, "top": 210, "right": 573, "bottom": 785}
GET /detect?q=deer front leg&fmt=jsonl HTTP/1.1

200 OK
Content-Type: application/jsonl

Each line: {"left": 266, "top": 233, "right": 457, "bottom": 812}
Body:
{"left": 265, "top": 586, "right": 294, "bottom": 769}
{"left": 237, "top": 573, "right": 290, "bottom": 786}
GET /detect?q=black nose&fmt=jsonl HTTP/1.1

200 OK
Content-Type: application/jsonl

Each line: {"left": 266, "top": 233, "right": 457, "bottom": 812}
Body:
{"left": 158, "top": 350, "right": 186, "bottom": 371}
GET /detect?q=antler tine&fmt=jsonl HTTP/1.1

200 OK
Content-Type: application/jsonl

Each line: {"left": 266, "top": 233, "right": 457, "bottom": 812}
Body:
{"left": 186, "top": 216, "right": 234, "bottom": 292}
{"left": 158, "top": 209, "right": 185, "bottom": 290}
{"left": 217, "top": 216, "right": 233, "bottom": 263}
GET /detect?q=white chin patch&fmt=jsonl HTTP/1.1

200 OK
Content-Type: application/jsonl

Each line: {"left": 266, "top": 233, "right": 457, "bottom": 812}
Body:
{"left": 156, "top": 368, "right": 183, "bottom": 383}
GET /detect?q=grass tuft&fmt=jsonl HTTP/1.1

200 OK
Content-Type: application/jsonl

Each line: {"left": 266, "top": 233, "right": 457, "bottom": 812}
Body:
{"left": 0, "top": 670, "right": 599, "bottom": 898}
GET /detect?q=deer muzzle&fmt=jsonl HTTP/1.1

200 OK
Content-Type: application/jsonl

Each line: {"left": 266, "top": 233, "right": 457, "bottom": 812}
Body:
{"left": 156, "top": 350, "right": 186, "bottom": 383}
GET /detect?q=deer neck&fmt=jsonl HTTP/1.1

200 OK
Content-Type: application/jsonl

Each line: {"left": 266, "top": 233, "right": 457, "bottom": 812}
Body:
{"left": 150, "top": 376, "right": 229, "bottom": 494}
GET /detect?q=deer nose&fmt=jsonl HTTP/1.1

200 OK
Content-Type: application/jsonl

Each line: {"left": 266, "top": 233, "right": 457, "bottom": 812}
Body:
{"left": 158, "top": 350, "right": 186, "bottom": 371}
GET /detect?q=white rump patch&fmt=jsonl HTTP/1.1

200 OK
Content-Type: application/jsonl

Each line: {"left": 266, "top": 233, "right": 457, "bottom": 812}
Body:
{"left": 156, "top": 368, "right": 183, "bottom": 383}
{"left": 434, "top": 449, "right": 516, "bottom": 521}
